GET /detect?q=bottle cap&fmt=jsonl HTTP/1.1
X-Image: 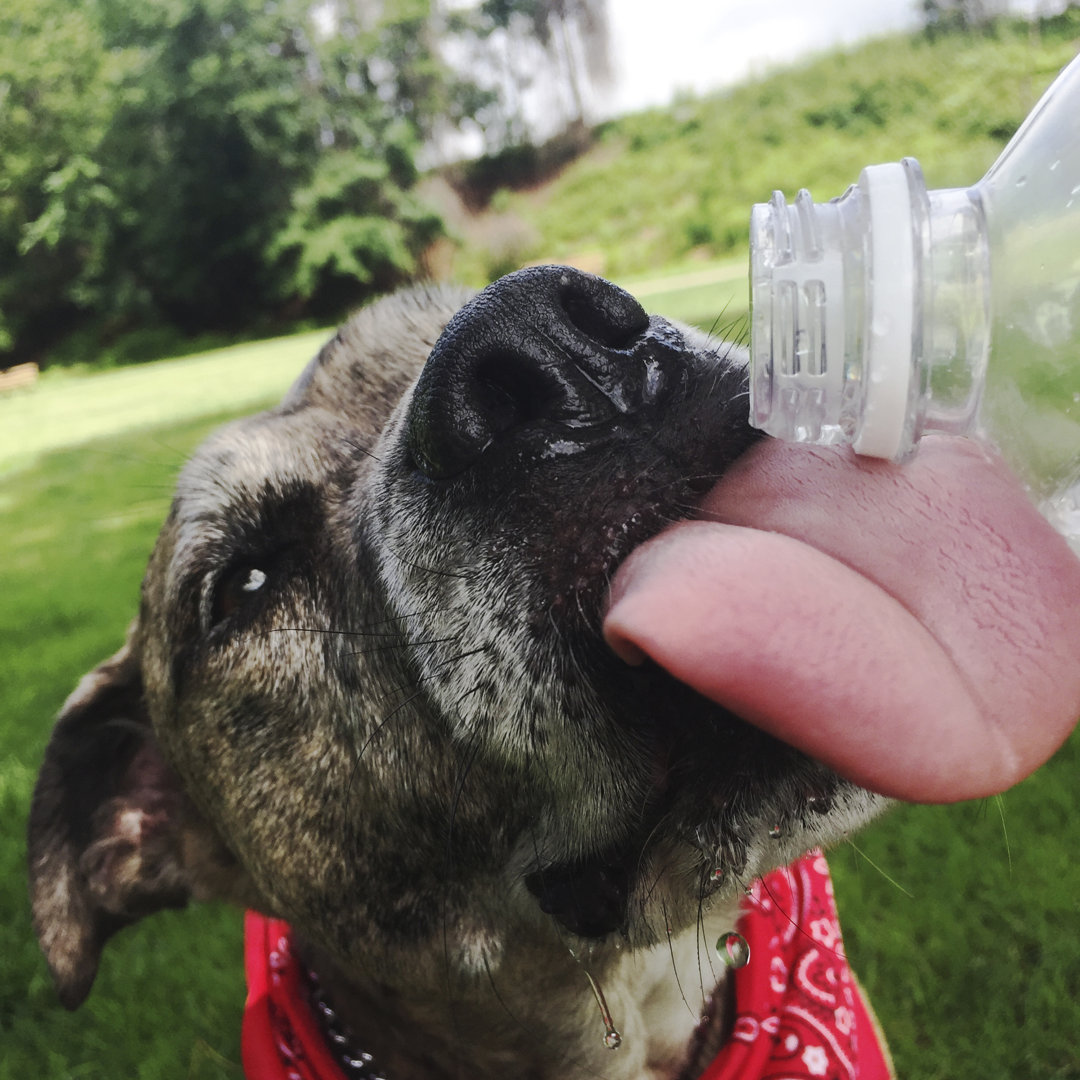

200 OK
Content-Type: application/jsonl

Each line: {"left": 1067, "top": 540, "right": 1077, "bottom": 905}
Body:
{"left": 853, "top": 162, "right": 916, "bottom": 460}
{"left": 750, "top": 161, "right": 921, "bottom": 460}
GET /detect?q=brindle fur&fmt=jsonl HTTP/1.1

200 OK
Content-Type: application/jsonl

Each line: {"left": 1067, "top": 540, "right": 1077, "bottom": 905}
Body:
{"left": 29, "top": 270, "right": 885, "bottom": 1079}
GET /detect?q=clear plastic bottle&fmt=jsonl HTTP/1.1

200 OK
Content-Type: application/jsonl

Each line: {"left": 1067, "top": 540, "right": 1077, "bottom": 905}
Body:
{"left": 749, "top": 53, "right": 1080, "bottom": 553}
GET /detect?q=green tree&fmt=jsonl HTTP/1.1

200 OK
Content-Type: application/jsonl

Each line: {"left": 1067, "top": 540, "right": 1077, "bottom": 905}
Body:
{"left": 519, "top": 0, "right": 611, "bottom": 126}
{"left": 459, "top": 0, "right": 610, "bottom": 150}
{"left": 4, "top": 0, "right": 458, "bottom": 365}
{"left": 266, "top": 0, "right": 450, "bottom": 315}
{"left": 920, "top": 0, "right": 1011, "bottom": 35}
{"left": 0, "top": 0, "right": 132, "bottom": 356}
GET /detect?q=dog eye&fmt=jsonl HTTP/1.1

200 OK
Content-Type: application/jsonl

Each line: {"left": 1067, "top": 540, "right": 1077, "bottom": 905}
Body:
{"left": 211, "top": 564, "right": 268, "bottom": 627}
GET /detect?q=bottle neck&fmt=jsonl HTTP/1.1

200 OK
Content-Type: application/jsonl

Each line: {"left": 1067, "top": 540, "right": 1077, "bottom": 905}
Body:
{"left": 916, "top": 181, "right": 992, "bottom": 441}
{"left": 750, "top": 159, "right": 992, "bottom": 461}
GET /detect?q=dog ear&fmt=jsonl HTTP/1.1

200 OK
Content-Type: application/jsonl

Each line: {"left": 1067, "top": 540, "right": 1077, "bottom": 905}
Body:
{"left": 28, "top": 629, "right": 231, "bottom": 1009}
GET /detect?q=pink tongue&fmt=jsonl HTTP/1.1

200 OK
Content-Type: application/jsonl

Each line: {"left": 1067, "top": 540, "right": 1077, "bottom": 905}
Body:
{"left": 603, "top": 437, "right": 1080, "bottom": 802}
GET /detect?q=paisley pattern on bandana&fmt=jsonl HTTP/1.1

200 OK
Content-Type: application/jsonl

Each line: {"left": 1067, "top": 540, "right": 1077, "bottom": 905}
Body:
{"left": 243, "top": 852, "right": 893, "bottom": 1080}
{"left": 699, "top": 851, "right": 894, "bottom": 1080}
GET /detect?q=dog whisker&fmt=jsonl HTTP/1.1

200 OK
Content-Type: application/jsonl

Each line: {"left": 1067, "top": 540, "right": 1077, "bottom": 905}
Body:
{"left": 345, "top": 689, "right": 424, "bottom": 791}
{"left": 477, "top": 956, "right": 613, "bottom": 1080}
{"left": 695, "top": 871, "right": 719, "bottom": 1011}
{"left": 349, "top": 634, "right": 461, "bottom": 659}
{"left": 479, "top": 953, "right": 531, "bottom": 1043}
{"left": 660, "top": 900, "right": 697, "bottom": 1022}
{"left": 341, "top": 436, "right": 382, "bottom": 464}
{"left": 375, "top": 644, "right": 489, "bottom": 706}
{"left": 844, "top": 839, "right": 915, "bottom": 901}
{"left": 260, "top": 605, "right": 458, "bottom": 639}
{"left": 382, "top": 541, "right": 476, "bottom": 581}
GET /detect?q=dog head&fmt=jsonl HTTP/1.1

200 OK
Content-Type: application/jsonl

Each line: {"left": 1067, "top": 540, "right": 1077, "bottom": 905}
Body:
{"left": 29, "top": 267, "right": 883, "bottom": 1073}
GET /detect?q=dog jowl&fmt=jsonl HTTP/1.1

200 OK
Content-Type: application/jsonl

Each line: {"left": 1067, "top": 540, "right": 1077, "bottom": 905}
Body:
{"left": 28, "top": 267, "right": 886, "bottom": 1080}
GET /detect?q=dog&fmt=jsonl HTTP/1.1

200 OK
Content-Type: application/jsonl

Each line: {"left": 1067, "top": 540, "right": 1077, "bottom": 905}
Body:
{"left": 28, "top": 266, "right": 890, "bottom": 1079}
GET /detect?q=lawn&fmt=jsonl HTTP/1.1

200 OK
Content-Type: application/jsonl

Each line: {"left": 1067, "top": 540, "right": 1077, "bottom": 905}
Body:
{"left": 3, "top": 302, "right": 1079, "bottom": 1078}
{"left": 0, "top": 329, "right": 331, "bottom": 479}
{"left": 627, "top": 258, "right": 749, "bottom": 336}
{"left": 1, "top": 408, "right": 257, "bottom": 1080}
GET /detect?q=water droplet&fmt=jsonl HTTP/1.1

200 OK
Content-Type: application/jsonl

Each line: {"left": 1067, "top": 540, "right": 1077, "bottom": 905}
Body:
{"left": 712, "top": 865, "right": 725, "bottom": 882}
{"left": 1016, "top": 175, "right": 1028, "bottom": 188}
{"left": 584, "top": 970, "right": 622, "bottom": 1051}
{"left": 769, "top": 824, "right": 783, "bottom": 839}
{"left": 1050, "top": 159, "right": 1061, "bottom": 171}
{"left": 716, "top": 931, "right": 751, "bottom": 969}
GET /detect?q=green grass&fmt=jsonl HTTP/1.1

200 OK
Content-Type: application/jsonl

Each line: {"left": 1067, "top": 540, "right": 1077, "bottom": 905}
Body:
{"left": 0, "top": 328, "right": 331, "bottom": 479}
{"left": 3, "top": 298, "right": 1080, "bottom": 1079}
{"left": 833, "top": 759, "right": 1080, "bottom": 1077}
{"left": 2, "top": 411, "right": 252, "bottom": 1080}
{"left": 628, "top": 258, "right": 749, "bottom": 334}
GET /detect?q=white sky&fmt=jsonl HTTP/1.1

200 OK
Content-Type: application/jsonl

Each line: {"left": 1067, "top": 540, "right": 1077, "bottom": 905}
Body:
{"left": 603, "top": 0, "right": 1058, "bottom": 114}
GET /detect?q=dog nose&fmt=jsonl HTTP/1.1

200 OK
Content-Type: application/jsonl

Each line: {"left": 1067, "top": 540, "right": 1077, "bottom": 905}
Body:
{"left": 406, "top": 265, "right": 685, "bottom": 479}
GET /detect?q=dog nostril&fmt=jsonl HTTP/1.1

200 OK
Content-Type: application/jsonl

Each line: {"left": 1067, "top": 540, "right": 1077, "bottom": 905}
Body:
{"left": 474, "top": 353, "right": 559, "bottom": 438}
{"left": 558, "top": 280, "right": 649, "bottom": 351}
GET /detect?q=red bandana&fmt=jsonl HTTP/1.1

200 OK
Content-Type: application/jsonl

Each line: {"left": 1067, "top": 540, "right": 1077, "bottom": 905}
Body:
{"left": 698, "top": 851, "right": 893, "bottom": 1080}
{"left": 243, "top": 852, "right": 893, "bottom": 1080}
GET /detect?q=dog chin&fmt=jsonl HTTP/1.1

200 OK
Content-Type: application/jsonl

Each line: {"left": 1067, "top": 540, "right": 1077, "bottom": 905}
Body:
{"left": 521, "top": 637, "right": 877, "bottom": 946}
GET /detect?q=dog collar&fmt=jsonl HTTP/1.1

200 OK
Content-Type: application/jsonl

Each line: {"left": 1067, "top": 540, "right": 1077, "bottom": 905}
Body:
{"left": 243, "top": 852, "right": 893, "bottom": 1080}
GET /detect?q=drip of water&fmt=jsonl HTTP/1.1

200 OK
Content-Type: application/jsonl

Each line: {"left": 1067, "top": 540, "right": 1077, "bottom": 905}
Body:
{"left": 583, "top": 970, "right": 623, "bottom": 1050}
{"left": 716, "top": 931, "right": 751, "bottom": 970}
{"left": 768, "top": 824, "right": 783, "bottom": 839}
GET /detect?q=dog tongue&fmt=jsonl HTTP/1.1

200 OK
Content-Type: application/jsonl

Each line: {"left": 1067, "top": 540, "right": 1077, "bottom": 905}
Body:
{"left": 604, "top": 437, "right": 1080, "bottom": 803}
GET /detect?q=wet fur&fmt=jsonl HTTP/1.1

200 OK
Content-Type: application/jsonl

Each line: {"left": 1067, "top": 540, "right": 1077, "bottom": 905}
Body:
{"left": 29, "top": 272, "right": 885, "bottom": 1079}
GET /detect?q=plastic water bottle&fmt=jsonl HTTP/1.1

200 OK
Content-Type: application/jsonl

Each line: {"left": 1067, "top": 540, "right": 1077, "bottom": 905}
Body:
{"left": 749, "top": 53, "right": 1080, "bottom": 553}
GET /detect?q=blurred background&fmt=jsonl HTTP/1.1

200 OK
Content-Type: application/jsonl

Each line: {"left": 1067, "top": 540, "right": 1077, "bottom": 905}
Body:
{"left": 2, "top": 2, "right": 1080, "bottom": 1077}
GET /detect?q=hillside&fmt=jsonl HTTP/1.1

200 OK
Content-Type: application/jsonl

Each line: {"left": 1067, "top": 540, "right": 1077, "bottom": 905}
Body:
{"left": 436, "top": 11, "right": 1080, "bottom": 286}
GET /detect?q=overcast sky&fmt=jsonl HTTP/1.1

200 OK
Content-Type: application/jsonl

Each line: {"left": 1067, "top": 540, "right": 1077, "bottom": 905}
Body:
{"left": 603, "top": 0, "right": 1056, "bottom": 114}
